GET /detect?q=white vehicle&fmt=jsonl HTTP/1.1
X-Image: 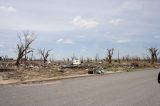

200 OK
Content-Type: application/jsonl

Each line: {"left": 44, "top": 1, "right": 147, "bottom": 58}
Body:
{"left": 73, "top": 59, "right": 81, "bottom": 65}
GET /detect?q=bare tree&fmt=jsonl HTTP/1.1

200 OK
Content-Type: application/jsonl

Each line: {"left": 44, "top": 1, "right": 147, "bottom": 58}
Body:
{"left": 122, "top": 55, "right": 130, "bottom": 62}
{"left": 63, "top": 58, "right": 66, "bottom": 62}
{"left": 71, "top": 55, "right": 76, "bottom": 61}
{"left": 39, "top": 49, "right": 52, "bottom": 64}
{"left": 86, "top": 57, "right": 91, "bottom": 62}
{"left": 95, "top": 54, "right": 99, "bottom": 62}
{"left": 117, "top": 50, "right": 120, "bottom": 63}
{"left": 0, "top": 56, "right": 2, "bottom": 61}
{"left": 80, "top": 56, "right": 84, "bottom": 63}
{"left": 131, "top": 56, "right": 140, "bottom": 61}
{"left": 155, "top": 50, "right": 160, "bottom": 62}
{"left": 16, "top": 31, "right": 35, "bottom": 67}
{"left": 148, "top": 47, "right": 159, "bottom": 64}
{"left": 29, "top": 51, "right": 34, "bottom": 61}
{"left": 106, "top": 48, "right": 114, "bottom": 64}
{"left": 0, "top": 55, "right": 8, "bottom": 61}
{"left": 146, "top": 54, "right": 151, "bottom": 63}
{"left": 66, "top": 58, "right": 70, "bottom": 63}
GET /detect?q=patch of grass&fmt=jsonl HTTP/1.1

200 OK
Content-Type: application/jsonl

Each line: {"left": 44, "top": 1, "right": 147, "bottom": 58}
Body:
{"left": 126, "top": 68, "right": 134, "bottom": 72}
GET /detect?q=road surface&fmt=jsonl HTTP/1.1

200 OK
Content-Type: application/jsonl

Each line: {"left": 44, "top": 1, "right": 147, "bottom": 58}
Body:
{"left": 0, "top": 69, "right": 160, "bottom": 106}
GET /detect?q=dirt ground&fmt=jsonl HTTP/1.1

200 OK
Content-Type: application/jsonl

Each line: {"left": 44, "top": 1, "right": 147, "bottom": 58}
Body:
{"left": 0, "top": 60, "right": 160, "bottom": 83}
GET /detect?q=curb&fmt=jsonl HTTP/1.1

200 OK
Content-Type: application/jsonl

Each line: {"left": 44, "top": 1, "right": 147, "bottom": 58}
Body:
{"left": 0, "top": 71, "right": 123, "bottom": 85}
{"left": 21, "top": 74, "right": 97, "bottom": 84}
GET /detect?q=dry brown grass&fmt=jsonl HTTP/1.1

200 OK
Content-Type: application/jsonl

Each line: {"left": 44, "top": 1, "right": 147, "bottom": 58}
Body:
{"left": 0, "top": 60, "right": 159, "bottom": 81}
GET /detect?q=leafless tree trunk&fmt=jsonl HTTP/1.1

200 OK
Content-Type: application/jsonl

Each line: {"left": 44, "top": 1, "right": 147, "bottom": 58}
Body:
{"left": 80, "top": 56, "right": 84, "bottom": 63}
{"left": 122, "top": 55, "right": 130, "bottom": 62}
{"left": 155, "top": 51, "right": 159, "bottom": 62}
{"left": 16, "top": 31, "right": 35, "bottom": 67}
{"left": 71, "top": 55, "right": 76, "bottom": 61}
{"left": 67, "top": 58, "right": 70, "bottom": 63}
{"left": 63, "top": 58, "right": 66, "bottom": 62}
{"left": 117, "top": 50, "right": 120, "bottom": 63}
{"left": 95, "top": 54, "right": 99, "bottom": 62}
{"left": 29, "top": 51, "right": 34, "bottom": 61}
{"left": 146, "top": 54, "right": 151, "bottom": 63}
{"left": 86, "top": 57, "right": 91, "bottom": 62}
{"left": 107, "top": 48, "right": 114, "bottom": 64}
{"left": 148, "top": 48, "right": 159, "bottom": 64}
{"left": 39, "top": 49, "right": 52, "bottom": 64}
{"left": 0, "top": 56, "right": 2, "bottom": 61}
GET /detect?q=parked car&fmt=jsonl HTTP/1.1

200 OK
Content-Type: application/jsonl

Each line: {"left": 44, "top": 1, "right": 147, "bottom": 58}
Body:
{"left": 72, "top": 59, "right": 81, "bottom": 65}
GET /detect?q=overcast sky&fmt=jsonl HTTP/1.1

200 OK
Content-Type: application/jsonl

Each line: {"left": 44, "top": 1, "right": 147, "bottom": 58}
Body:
{"left": 0, "top": 0, "right": 160, "bottom": 59}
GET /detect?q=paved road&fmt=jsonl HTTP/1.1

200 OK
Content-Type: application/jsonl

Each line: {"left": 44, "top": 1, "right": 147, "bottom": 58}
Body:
{"left": 0, "top": 69, "right": 160, "bottom": 106}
